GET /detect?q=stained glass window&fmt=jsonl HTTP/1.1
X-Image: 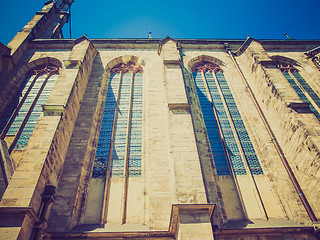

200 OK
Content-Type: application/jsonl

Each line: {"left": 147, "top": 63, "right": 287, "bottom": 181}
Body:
{"left": 0, "top": 65, "right": 60, "bottom": 151}
{"left": 192, "top": 62, "right": 263, "bottom": 176}
{"left": 92, "top": 62, "right": 143, "bottom": 178}
{"left": 278, "top": 64, "right": 320, "bottom": 122}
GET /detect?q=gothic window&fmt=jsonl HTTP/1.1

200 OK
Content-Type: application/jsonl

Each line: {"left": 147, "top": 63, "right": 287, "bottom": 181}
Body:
{"left": 192, "top": 62, "right": 263, "bottom": 176}
{"left": 0, "top": 65, "right": 60, "bottom": 152}
{"left": 278, "top": 64, "right": 320, "bottom": 121}
{"left": 93, "top": 62, "right": 143, "bottom": 179}
{"left": 312, "top": 56, "right": 320, "bottom": 70}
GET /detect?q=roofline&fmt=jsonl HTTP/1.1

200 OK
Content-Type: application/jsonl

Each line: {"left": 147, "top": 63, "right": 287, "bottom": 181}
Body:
{"left": 31, "top": 38, "right": 320, "bottom": 43}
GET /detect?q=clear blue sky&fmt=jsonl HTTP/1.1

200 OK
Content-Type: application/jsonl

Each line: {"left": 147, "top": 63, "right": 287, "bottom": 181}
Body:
{"left": 1, "top": 0, "right": 320, "bottom": 45}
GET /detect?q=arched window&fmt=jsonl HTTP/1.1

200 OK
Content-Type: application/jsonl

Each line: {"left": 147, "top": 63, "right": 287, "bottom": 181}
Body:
{"left": 192, "top": 62, "right": 263, "bottom": 176}
{"left": 93, "top": 62, "right": 143, "bottom": 179}
{"left": 312, "top": 56, "right": 320, "bottom": 70}
{"left": 0, "top": 64, "right": 60, "bottom": 151}
{"left": 82, "top": 62, "right": 143, "bottom": 225}
{"left": 277, "top": 64, "right": 320, "bottom": 121}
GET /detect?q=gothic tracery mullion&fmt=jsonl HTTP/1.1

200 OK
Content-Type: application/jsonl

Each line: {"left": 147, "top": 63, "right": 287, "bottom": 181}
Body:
{"left": 0, "top": 74, "right": 40, "bottom": 139}
{"left": 193, "top": 71, "right": 229, "bottom": 175}
{"left": 290, "top": 70, "right": 320, "bottom": 114}
{"left": 205, "top": 70, "right": 246, "bottom": 175}
{"left": 8, "top": 68, "right": 59, "bottom": 152}
{"left": 211, "top": 69, "right": 268, "bottom": 219}
{"left": 101, "top": 71, "right": 123, "bottom": 224}
{"left": 279, "top": 65, "right": 320, "bottom": 122}
{"left": 193, "top": 62, "right": 263, "bottom": 176}
{"left": 98, "top": 62, "right": 143, "bottom": 224}
{"left": 201, "top": 71, "right": 236, "bottom": 175}
{"left": 122, "top": 71, "right": 134, "bottom": 224}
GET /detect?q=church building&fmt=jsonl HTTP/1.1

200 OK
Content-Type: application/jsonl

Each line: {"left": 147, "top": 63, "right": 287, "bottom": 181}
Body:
{"left": 1, "top": 0, "right": 320, "bottom": 239}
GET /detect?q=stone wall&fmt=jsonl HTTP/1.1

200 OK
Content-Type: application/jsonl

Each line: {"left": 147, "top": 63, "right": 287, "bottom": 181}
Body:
{"left": 236, "top": 39, "right": 320, "bottom": 223}
{"left": 1, "top": 37, "right": 320, "bottom": 239}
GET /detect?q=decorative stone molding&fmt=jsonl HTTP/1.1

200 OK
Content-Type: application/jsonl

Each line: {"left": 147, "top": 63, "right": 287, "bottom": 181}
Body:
{"left": 312, "top": 56, "right": 320, "bottom": 70}
{"left": 105, "top": 55, "right": 145, "bottom": 73}
{"left": 163, "top": 59, "right": 181, "bottom": 66}
{"left": 304, "top": 46, "right": 320, "bottom": 59}
{"left": 270, "top": 55, "right": 300, "bottom": 67}
{"left": 234, "top": 37, "right": 254, "bottom": 56}
{"left": 42, "top": 105, "right": 65, "bottom": 116}
{"left": 287, "top": 102, "right": 312, "bottom": 113}
{"left": 63, "top": 60, "right": 82, "bottom": 69}
{"left": 168, "top": 103, "right": 191, "bottom": 114}
{"left": 187, "top": 55, "right": 225, "bottom": 72}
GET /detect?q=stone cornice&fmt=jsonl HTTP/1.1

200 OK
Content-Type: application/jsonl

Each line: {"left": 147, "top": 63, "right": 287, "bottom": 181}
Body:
{"left": 29, "top": 38, "right": 320, "bottom": 53}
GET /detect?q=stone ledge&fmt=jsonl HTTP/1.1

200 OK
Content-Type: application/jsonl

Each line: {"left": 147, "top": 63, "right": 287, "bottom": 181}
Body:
{"left": 168, "top": 103, "right": 190, "bottom": 114}
{"left": 168, "top": 103, "right": 190, "bottom": 111}
{"left": 213, "top": 226, "right": 315, "bottom": 236}
{"left": 163, "top": 59, "right": 181, "bottom": 66}
{"left": 42, "top": 105, "right": 65, "bottom": 116}
{"left": 63, "top": 60, "right": 82, "bottom": 69}
{"left": 287, "top": 102, "right": 312, "bottom": 113}
{"left": 44, "top": 204, "right": 215, "bottom": 239}
{"left": 312, "top": 221, "right": 320, "bottom": 233}
{"left": 0, "top": 207, "right": 38, "bottom": 227}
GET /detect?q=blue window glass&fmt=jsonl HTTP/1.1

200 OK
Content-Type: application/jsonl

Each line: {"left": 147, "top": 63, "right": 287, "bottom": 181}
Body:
{"left": 279, "top": 66, "right": 320, "bottom": 122}
{"left": 93, "top": 63, "right": 143, "bottom": 178}
{"left": 193, "top": 63, "right": 263, "bottom": 176}
{"left": 193, "top": 71, "right": 231, "bottom": 175}
{"left": 0, "top": 65, "right": 59, "bottom": 150}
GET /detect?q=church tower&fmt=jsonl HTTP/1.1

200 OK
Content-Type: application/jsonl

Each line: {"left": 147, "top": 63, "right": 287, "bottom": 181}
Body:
{"left": 1, "top": 1, "right": 320, "bottom": 240}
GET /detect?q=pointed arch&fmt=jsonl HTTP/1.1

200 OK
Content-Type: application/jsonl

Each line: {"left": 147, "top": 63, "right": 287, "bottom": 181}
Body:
{"left": 105, "top": 55, "right": 145, "bottom": 73}
{"left": 271, "top": 56, "right": 320, "bottom": 122}
{"left": 0, "top": 58, "right": 62, "bottom": 149}
{"left": 190, "top": 58, "right": 263, "bottom": 176}
{"left": 187, "top": 55, "right": 225, "bottom": 72}
{"left": 0, "top": 57, "right": 63, "bottom": 113}
{"left": 270, "top": 55, "right": 300, "bottom": 67}
{"left": 85, "top": 55, "right": 145, "bottom": 224}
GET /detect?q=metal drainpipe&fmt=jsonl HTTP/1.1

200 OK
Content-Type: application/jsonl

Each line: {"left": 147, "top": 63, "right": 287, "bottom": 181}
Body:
{"left": 31, "top": 185, "right": 56, "bottom": 240}
{"left": 224, "top": 43, "right": 318, "bottom": 223}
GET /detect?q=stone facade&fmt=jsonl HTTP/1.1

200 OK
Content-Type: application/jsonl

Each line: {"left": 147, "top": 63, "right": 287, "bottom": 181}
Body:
{"left": 1, "top": 1, "right": 320, "bottom": 240}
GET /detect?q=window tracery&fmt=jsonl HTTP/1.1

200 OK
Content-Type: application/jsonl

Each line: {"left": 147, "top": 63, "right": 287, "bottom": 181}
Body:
{"left": 91, "top": 61, "right": 143, "bottom": 224}
{"left": 277, "top": 63, "right": 320, "bottom": 121}
{"left": 93, "top": 62, "right": 143, "bottom": 178}
{"left": 192, "top": 62, "right": 263, "bottom": 176}
{"left": 312, "top": 56, "right": 320, "bottom": 70}
{"left": 0, "top": 64, "right": 60, "bottom": 151}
